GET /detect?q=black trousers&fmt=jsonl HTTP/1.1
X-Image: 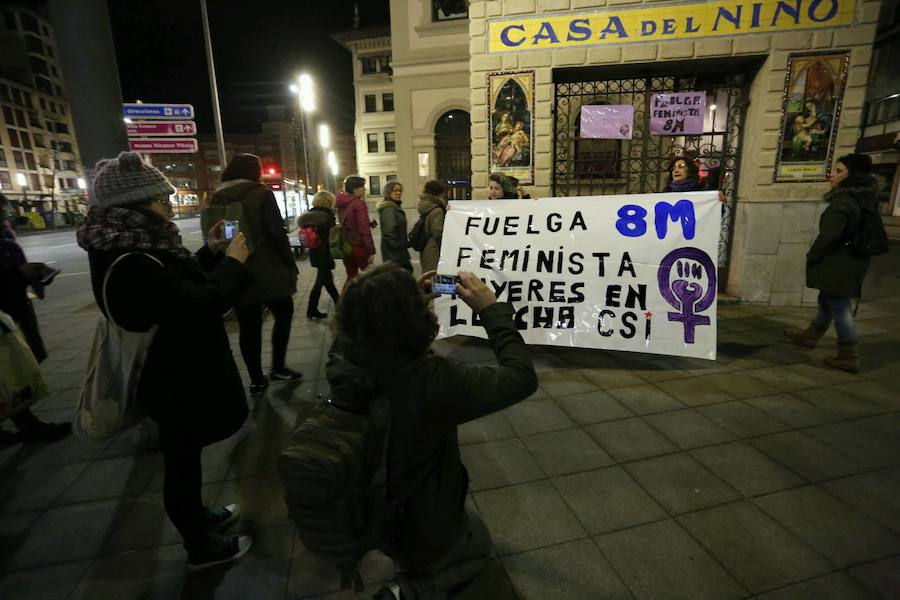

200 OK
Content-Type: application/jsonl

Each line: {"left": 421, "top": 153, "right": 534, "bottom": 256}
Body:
{"left": 161, "top": 434, "right": 206, "bottom": 549}
{"left": 307, "top": 267, "right": 339, "bottom": 315}
{"left": 234, "top": 296, "right": 295, "bottom": 383}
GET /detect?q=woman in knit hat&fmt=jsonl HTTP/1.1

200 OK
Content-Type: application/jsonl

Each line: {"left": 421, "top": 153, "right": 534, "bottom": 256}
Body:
{"left": 77, "top": 151, "right": 254, "bottom": 570}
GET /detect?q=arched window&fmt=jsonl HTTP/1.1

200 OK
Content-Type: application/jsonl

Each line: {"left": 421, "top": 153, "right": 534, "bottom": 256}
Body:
{"left": 435, "top": 110, "right": 472, "bottom": 200}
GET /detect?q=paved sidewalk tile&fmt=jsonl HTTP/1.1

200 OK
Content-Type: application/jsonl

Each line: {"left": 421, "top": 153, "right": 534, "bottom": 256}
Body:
{"left": 839, "top": 380, "right": 900, "bottom": 412}
{"left": 750, "top": 430, "right": 862, "bottom": 482}
{"left": 55, "top": 454, "right": 162, "bottom": 505}
{"left": 502, "top": 399, "right": 576, "bottom": 436}
{"left": 822, "top": 467, "right": 900, "bottom": 535}
{"left": 458, "top": 412, "right": 516, "bottom": 446}
{"left": 554, "top": 390, "right": 634, "bottom": 424}
{"left": 644, "top": 409, "right": 737, "bottom": 449}
{"left": 694, "top": 372, "right": 781, "bottom": 399}
{"left": 607, "top": 383, "right": 685, "bottom": 415}
{"left": 754, "top": 571, "right": 879, "bottom": 600}
{"left": 215, "top": 476, "right": 291, "bottom": 529}
{"left": 0, "top": 462, "right": 89, "bottom": 514}
{"left": 585, "top": 417, "right": 678, "bottom": 463}
{"left": 537, "top": 369, "right": 599, "bottom": 397}
{"left": 689, "top": 442, "right": 806, "bottom": 497}
{"left": 753, "top": 486, "right": 900, "bottom": 568}
{"left": 69, "top": 543, "right": 186, "bottom": 600}
{"left": 579, "top": 367, "right": 646, "bottom": 390}
{"left": 461, "top": 438, "right": 545, "bottom": 491}
{"left": 743, "top": 393, "right": 841, "bottom": 427}
{"left": 553, "top": 466, "right": 667, "bottom": 535}
{"left": 696, "top": 401, "right": 791, "bottom": 438}
{"left": 625, "top": 453, "right": 741, "bottom": 514}
{"left": 805, "top": 422, "right": 900, "bottom": 470}
{"left": 522, "top": 428, "right": 614, "bottom": 477}
{"left": 852, "top": 412, "right": 900, "bottom": 439}
{"left": 792, "top": 387, "right": 884, "bottom": 419}
{"left": 503, "top": 539, "right": 633, "bottom": 600}
{"left": 0, "top": 560, "right": 92, "bottom": 600}
{"left": 848, "top": 556, "right": 900, "bottom": 600}
{"left": 677, "top": 501, "right": 832, "bottom": 593}
{"left": 653, "top": 379, "right": 735, "bottom": 407}
{"left": 744, "top": 366, "right": 820, "bottom": 392}
{"left": 596, "top": 519, "right": 746, "bottom": 600}
{"left": 474, "top": 480, "right": 587, "bottom": 556}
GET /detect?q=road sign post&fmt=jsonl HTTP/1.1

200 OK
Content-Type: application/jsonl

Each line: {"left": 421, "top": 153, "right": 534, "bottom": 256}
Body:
{"left": 126, "top": 121, "right": 197, "bottom": 136}
{"left": 122, "top": 103, "right": 194, "bottom": 119}
{"left": 128, "top": 138, "right": 198, "bottom": 153}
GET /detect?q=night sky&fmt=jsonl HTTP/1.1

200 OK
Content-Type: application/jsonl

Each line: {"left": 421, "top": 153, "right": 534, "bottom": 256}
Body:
{"left": 107, "top": 1, "right": 391, "bottom": 137}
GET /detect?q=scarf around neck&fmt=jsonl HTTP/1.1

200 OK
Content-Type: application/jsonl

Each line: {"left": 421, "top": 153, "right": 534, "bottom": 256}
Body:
{"left": 76, "top": 206, "right": 192, "bottom": 259}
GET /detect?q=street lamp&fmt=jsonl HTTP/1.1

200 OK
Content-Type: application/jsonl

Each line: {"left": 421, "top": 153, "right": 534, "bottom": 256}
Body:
{"left": 327, "top": 151, "right": 338, "bottom": 193}
{"left": 319, "top": 124, "right": 330, "bottom": 149}
{"left": 16, "top": 172, "right": 28, "bottom": 203}
{"left": 290, "top": 73, "right": 315, "bottom": 207}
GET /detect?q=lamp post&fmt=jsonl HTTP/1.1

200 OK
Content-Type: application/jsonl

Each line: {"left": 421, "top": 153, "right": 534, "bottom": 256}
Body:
{"left": 319, "top": 123, "right": 330, "bottom": 192}
{"left": 327, "top": 151, "right": 338, "bottom": 194}
{"left": 290, "top": 74, "right": 315, "bottom": 209}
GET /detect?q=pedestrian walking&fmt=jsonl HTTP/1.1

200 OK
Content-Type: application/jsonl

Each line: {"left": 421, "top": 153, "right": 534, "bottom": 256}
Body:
{"left": 331, "top": 264, "right": 538, "bottom": 599}
{"left": 415, "top": 180, "right": 449, "bottom": 273}
{"left": 77, "top": 151, "right": 254, "bottom": 570}
{"left": 377, "top": 181, "right": 412, "bottom": 272}
{"left": 335, "top": 175, "right": 376, "bottom": 291}
{"left": 1, "top": 194, "right": 17, "bottom": 240}
{"left": 297, "top": 190, "right": 340, "bottom": 320}
{"left": 0, "top": 238, "right": 69, "bottom": 444}
{"left": 784, "top": 154, "right": 884, "bottom": 373}
{"left": 210, "top": 153, "right": 302, "bottom": 396}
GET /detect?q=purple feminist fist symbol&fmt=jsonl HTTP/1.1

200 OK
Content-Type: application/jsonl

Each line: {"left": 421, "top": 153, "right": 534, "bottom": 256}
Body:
{"left": 658, "top": 247, "right": 716, "bottom": 344}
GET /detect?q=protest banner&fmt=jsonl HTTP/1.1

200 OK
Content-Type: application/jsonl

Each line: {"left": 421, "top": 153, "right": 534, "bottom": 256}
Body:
{"left": 435, "top": 191, "right": 720, "bottom": 360}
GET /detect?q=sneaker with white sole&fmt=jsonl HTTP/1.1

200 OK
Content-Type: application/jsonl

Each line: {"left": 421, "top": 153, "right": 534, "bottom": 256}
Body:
{"left": 187, "top": 534, "right": 253, "bottom": 571}
{"left": 205, "top": 503, "right": 241, "bottom": 533}
{"left": 269, "top": 367, "right": 303, "bottom": 382}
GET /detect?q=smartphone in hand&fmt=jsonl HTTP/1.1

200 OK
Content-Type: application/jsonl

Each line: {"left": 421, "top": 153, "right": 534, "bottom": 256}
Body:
{"left": 223, "top": 219, "right": 239, "bottom": 240}
{"left": 431, "top": 274, "right": 460, "bottom": 295}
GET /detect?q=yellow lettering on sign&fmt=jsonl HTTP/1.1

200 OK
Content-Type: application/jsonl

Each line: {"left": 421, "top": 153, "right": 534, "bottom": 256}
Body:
{"left": 488, "top": 0, "right": 855, "bottom": 53}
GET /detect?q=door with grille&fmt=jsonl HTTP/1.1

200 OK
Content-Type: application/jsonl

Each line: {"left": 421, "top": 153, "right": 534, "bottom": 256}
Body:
{"left": 435, "top": 110, "right": 472, "bottom": 200}
{"left": 553, "top": 60, "right": 760, "bottom": 283}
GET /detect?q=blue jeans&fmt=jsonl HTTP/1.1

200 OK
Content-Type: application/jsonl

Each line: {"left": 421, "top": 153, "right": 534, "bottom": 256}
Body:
{"left": 812, "top": 291, "right": 857, "bottom": 343}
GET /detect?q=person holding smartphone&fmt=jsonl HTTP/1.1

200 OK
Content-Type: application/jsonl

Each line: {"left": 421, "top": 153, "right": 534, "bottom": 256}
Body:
{"left": 329, "top": 264, "right": 538, "bottom": 599}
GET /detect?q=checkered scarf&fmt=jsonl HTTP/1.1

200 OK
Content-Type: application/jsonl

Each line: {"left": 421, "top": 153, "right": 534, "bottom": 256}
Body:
{"left": 76, "top": 206, "right": 192, "bottom": 259}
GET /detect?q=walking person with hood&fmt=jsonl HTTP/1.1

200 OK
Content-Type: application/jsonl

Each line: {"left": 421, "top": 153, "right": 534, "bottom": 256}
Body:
{"left": 784, "top": 154, "right": 884, "bottom": 373}
{"left": 377, "top": 180, "right": 412, "bottom": 272}
{"left": 296, "top": 190, "right": 340, "bottom": 319}
{"left": 416, "top": 179, "right": 449, "bottom": 274}
{"left": 210, "top": 153, "right": 302, "bottom": 396}
{"left": 335, "top": 175, "right": 376, "bottom": 291}
{"left": 77, "top": 151, "right": 254, "bottom": 570}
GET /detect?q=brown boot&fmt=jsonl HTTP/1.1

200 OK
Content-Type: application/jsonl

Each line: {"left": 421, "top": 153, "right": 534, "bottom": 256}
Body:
{"left": 784, "top": 324, "right": 827, "bottom": 348}
{"left": 823, "top": 342, "right": 859, "bottom": 374}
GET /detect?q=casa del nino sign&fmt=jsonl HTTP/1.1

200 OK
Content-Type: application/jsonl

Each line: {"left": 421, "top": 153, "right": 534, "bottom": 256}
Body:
{"left": 488, "top": 0, "right": 855, "bottom": 52}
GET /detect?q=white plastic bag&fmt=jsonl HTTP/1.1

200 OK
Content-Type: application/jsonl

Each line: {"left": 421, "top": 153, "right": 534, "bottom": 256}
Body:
{"left": 73, "top": 253, "right": 161, "bottom": 441}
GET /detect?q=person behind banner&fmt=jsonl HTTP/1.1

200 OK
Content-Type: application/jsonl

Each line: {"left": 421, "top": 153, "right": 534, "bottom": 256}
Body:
{"left": 664, "top": 158, "right": 727, "bottom": 203}
{"left": 487, "top": 173, "right": 518, "bottom": 199}
{"left": 329, "top": 264, "right": 538, "bottom": 599}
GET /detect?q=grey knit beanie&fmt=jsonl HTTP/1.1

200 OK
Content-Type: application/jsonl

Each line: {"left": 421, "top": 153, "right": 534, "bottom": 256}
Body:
{"left": 90, "top": 151, "right": 176, "bottom": 207}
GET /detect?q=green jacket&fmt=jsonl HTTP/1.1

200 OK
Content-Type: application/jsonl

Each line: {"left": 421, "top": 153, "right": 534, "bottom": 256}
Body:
{"left": 210, "top": 180, "right": 297, "bottom": 306}
{"left": 327, "top": 302, "right": 537, "bottom": 565}
{"left": 416, "top": 193, "right": 446, "bottom": 273}
{"left": 806, "top": 184, "right": 878, "bottom": 298}
{"left": 377, "top": 199, "right": 411, "bottom": 268}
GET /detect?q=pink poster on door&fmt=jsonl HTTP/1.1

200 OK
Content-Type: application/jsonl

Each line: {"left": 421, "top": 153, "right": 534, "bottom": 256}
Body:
{"left": 650, "top": 92, "right": 706, "bottom": 135}
{"left": 580, "top": 105, "right": 634, "bottom": 139}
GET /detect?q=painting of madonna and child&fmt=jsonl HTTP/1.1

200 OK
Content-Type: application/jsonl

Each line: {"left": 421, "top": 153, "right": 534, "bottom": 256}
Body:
{"left": 775, "top": 51, "right": 849, "bottom": 182}
{"left": 489, "top": 71, "right": 535, "bottom": 184}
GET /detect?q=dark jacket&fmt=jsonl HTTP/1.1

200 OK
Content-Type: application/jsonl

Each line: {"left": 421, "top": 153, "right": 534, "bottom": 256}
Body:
{"left": 297, "top": 206, "right": 336, "bottom": 270}
{"left": 335, "top": 192, "right": 375, "bottom": 255}
{"left": 663, "top": 178, "right": 705, "bottom": 192}
{"left": 0, "top": 239, "right": 45, "bottom": 362}
{"left": 327, "top": 302, "right": 537, "bottom": 565}
{"left": 210, "top": 180, "right": 297, "bottom": 306}
{"left": 806, "top": 184, "right": 878, "bottom": 298}
{"left": 87, "top": 246, "right": 252, "bottom": 445}
{"left": 416, "top": 193, "right": 447, "bottom": 273}
{"left": 377, "top": 199, "right": 411, "bottom": 267}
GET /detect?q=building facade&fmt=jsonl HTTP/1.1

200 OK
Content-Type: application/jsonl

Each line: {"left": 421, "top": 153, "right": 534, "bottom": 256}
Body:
{"left": 0, "top": 5, "right": 85, "bottom": 208}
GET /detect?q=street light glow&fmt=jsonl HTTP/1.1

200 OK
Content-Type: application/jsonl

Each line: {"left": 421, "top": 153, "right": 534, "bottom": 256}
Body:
{"left": 16, "top": 172, "right": 27, "bottom": 187}
{"left": 327, "top": 151, "right": 338, "bottom": 176}
{"left": 319, "top": 124, "right": 330, "bottom": 149}
{"left": 289, "top": 84, "right": 298, "bottom": 93}
{"left": 298, "top": 73, "right": 315, "bottom": 112}
{"left": 124, "top": 117, "right": 133, "bottom": 124}
{"left": 77, "top": 177, "right": 86, "bottom": 190}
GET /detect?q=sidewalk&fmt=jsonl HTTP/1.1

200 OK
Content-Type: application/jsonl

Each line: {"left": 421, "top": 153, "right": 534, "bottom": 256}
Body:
{"left": 0, "top": 242, "right": 898, "bottom": 599}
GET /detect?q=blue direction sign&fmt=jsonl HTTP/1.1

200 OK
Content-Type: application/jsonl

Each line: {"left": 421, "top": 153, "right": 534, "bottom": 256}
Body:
{"left": 122, "top": 103, "right": 194, "bottom": 119}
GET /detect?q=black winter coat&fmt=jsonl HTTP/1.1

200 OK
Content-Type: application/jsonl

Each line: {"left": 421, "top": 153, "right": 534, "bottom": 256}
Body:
{"left": 327, "top": 302, "right": 537, "bottom": 566}
{"left": 806, "top": 184, "right": 878, "bottom": 298}
{"left": 87, "top": 245, "right": 252, "bottom": 445}
{"left": 296, "top": 206, "right": 336, "bottom": 270}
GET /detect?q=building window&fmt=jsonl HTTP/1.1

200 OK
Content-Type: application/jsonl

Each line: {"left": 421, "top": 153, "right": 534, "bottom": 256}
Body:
{"left": 0, "top": 85, "right": 9, "bottom": 102}
{"left": 0, "top": 171, "right": 11, "bottom": 188}
{"left": 1, "top": 106, "right": 11, "bottom": 124}
{"left": 0, "top": 152, "right": 7, "bottom": 167}
{"left": 361, "top": 54, "right": 391, "bottom": 75}
{"left": 14, "top": 109, "right": 25, "bottom": 127}
{"left": 3, "top": 12, "right": 16, "bottom": 30}
{"left": 13, "top": 151, "right": 24, "bottom": 169}
{"left": 386, "top": 174, "right": 397, "bottom": 182}
{"left": 11, "top": 88, "right": 23, "bottom": 106}
{"left": 19, "top": 132, "right": 31, "bottom": 150}
{"left": 25, "top": 34, "right": 43, "bottom": 53}
{"left": 364, "top": 94, "right": 376, "bottom": 113}
{"left": 369, "top": 176, "right": 381, "bottom": 196}
{"left": 7, "top": 128, "right": 20, "bottom": 148}
{"left": 24, "top": 152, "right": 35, "bottom": 170}
{"left": 20, "top": 13, "right": 38, "bottom": 34}
{"left": 35, "top": 77, "right": 52, "bottom": 95}
{"left": 384, "top": 132, "right": 396, "bottom": 152}
{"left": 53, "top": 121, "right": 68, "bottom": 134}
{"left": 432, "top": 0, "right": 468, "bottom": 21}
{"left": 382, "top": 93, "right": 394, "bottom": 112}
{"left": 27, "top": 111, "right": 41, "bottom": 128}
{"left": 30, "top": 173, "right": 40, "bottom": 189}
{"left": 367, "top": 133, "right": 378, "bottom": 153}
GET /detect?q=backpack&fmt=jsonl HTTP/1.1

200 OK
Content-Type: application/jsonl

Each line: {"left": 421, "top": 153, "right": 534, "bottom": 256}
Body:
{"left": 278, "top": 365, "right": 436, "bottom": 592}
{"left": 329, "top": 224, "right": 352, "bottom": 259}
{"left": 298, "top": 225, "right": 321, "bottom": 250}
{"left": 201, "top": 198, "right": 255, "bottom": 252}
{"left": 407, "top": 207, "right": 440, "bottom": 252}
{"left": 849, "top": 207, "right": 889, "bottom": 258}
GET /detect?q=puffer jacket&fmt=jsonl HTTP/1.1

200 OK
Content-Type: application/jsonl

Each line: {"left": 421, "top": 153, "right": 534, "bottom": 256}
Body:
{"left": 806, "top": 182, "right": 879, "bottom": 298}
{"left": 377, "top": 198, "right": 411, "bottom": 268}
{"left": 415, "top": 193, "right": 446, "bottom": 273}
{"left": 327, "top": 302, "right": 537, "bottom": 566}
{"left": 335, "top": 192, "right": 375, "bottom": 256}
{"left": 297, "top": 206, "right": 336, "bottom": 270}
